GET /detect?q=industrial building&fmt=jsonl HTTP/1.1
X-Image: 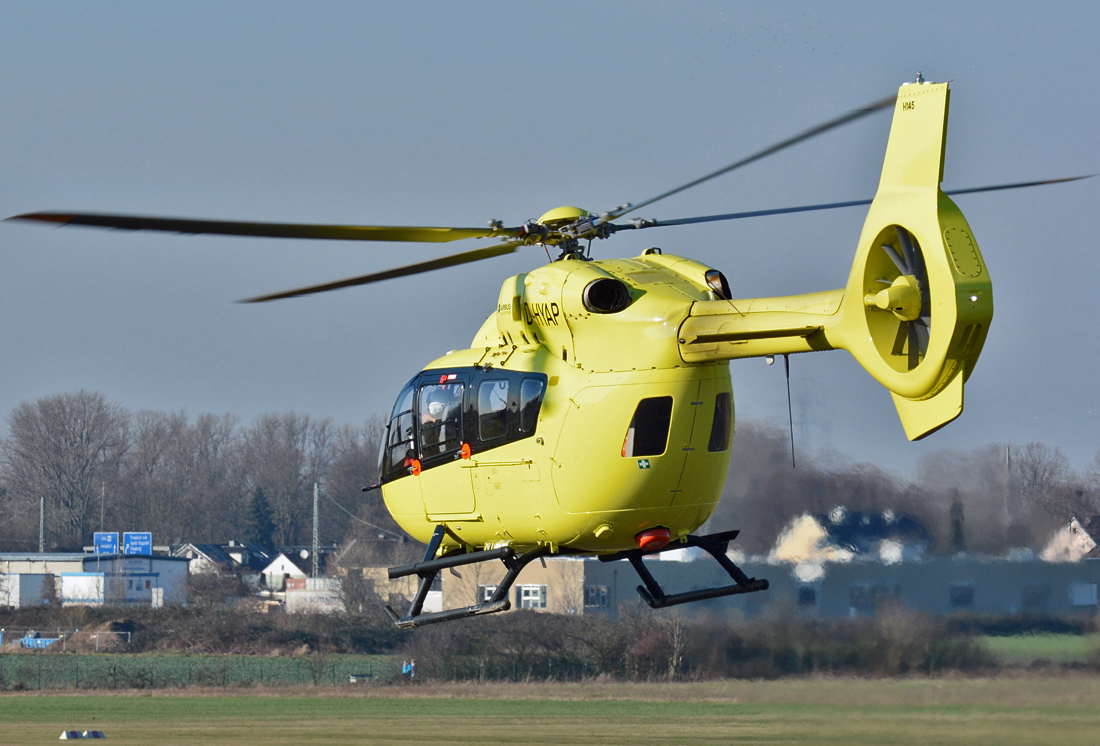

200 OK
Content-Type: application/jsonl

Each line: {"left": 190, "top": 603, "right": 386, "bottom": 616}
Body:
{"left": 0, "top": 552, "right": 189, "bottom": 607}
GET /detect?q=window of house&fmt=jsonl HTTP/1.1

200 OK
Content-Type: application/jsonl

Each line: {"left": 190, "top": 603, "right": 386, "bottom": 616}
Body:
{"left": 516, "top": 584, "right": 547, "bottom": 609}
{"left": 585, "top": 585, "right": 610, "bottom": 608}
{"left": 1022, "top": 584, "right": 1050, "bottom": 611}
{"left": 708, "top": 392, "right": 732, "bottom": 452}
{"left": 949, "top": 583, "right": 974, "bottom": 609}
{"left": 478, "top": 585, "right": 498, "bottom": 603}
{"left": 849, "top": 583, "right": 898, "bottom": 615}
{"left": 519, "top": 379, "right": 545, "bottom": 434}
{"left": 622, "top": 397, "right": 673, "bottom": 457}
{"left": 478, "top": 380, "right": 509, "bottom": 441}
{"left": 797, "top": 586, "right": 818, "bottom": 608}
{"left": 145, "top": 579, "right": 151, "bottom": 591}
{"left": 418, "top": 382, "right": 465, "bottom": 458}
{"left": 1070, "top": 582, "right": 1098, "bottom": 607}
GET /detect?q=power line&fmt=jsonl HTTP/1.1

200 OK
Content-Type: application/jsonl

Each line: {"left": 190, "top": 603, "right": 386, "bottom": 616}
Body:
{"left": 317, "top": 485, "right": 405, "bottom": 539}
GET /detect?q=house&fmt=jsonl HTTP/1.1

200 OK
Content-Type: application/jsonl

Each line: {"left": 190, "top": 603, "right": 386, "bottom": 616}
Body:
{"left": 579, "top": 555, "right": 1100, "bottom": 618}
{"left": 172, "top": 541, "right": 273, "bottom": 574}
{"left": 260, "top": 553, "right": 307, "bottom": 591}
{"left": 439, "top": 556, "right": 586, "bottom": 616}
{"left": 173, "top": 543, "right": 234, "bottom": 574}
{"left": 1041, "top": 517, "right": 1100, "bottom": 562}
{"left": 61, "top": 553, "right": 190, "bottom": 607}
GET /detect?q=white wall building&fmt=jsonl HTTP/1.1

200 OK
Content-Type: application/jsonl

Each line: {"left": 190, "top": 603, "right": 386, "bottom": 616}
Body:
{"left": 0, "top": 573, "right": 50, "bottom": 607}
{"left": 261, "top": 553, "right": 307, "bottom": 591}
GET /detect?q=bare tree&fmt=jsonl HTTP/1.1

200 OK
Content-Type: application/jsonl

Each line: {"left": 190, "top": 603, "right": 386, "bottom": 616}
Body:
{"left": 243, "top": 413, "right": 333, "bottom": 546}
{"left": 0, "top": 391, "right": 129, "bottom": 549}
{"left": 115, "top": 411, "right": 244, "bottom": 543}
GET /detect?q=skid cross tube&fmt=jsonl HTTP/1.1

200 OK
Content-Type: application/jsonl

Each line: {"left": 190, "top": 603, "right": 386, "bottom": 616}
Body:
{"left": 384, "top": 528, "right": 557, "bottom": 629}
{"left": 599, "top": 529, "right": 769, "bottom": 609}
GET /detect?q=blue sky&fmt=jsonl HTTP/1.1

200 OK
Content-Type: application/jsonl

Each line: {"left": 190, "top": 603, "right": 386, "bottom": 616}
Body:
{"left": 1, "top": 2, "right": 1097, "bottom": 476}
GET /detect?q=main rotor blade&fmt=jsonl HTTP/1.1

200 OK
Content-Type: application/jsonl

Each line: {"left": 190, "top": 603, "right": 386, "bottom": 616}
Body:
{"left": 6, "top": 212, "right": 520, "bottom": 243}
{"left": 240, "top": 241, "right": 522, "bottom": 303}
{"left": 615, "top": 174, "right": 1094, "bottom": 230}
{"left": 597, "top": 94, "right": 898, "bottom": 225}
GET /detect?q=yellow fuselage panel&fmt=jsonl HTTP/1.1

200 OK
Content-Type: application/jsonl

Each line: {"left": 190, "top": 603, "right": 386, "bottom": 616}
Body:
{"left": 380, "top": 253, "right": 736, "bottom": 555}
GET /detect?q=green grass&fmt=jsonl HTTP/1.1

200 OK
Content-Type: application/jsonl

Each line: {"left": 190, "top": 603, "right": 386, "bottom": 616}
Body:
{"left": 981, "top": 634, "right": 1100, "bottom": 665}
{"left": 0, "top": 653, "right": 395, "bottom": 689}
{"left": 2, "top": 678, "right": 1100, "bottom": 745}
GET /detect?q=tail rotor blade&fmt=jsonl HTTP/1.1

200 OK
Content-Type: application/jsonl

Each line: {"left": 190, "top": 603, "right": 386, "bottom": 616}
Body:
{"left": 896, "top": 227, "right": 916, "bottom": 275}
{"left": 891, "top": 322, "right": 908, "bottom": 357}
{"left": 914, "top": 319, "right": 930, "bottom": 356}
{"left": 907, "top": 322, "right": 919, "bottom": 370}
{"left": 882, "top": 244, "right": 907, "bottom": 275}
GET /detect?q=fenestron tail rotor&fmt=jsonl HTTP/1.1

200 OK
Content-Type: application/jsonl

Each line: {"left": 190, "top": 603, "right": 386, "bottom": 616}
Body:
{"left": 873, "top": 226, "right": 930, "bottom": 371}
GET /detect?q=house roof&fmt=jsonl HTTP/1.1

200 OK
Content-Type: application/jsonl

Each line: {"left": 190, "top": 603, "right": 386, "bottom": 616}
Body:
{"left": 261, "top": 553, "right": 306, "bottom": 576}
{"left": 173, "top": 543, "right": 234, "bottom": 566}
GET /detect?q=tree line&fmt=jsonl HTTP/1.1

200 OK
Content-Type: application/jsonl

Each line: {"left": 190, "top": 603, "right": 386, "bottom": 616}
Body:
{"left": 0, "top": 391, "right": 392, "bottom": 552}
{"left": 1, "top": 390, "right": 1097, "bottom": 556}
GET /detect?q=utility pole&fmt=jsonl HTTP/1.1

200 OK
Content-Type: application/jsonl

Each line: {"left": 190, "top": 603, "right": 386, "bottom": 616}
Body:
{"left": 100, "top": 483, "right": 105, "bottom": 532}
{"left": 312, "top": 482, "right": 320, "bottom": 578}
{"left": 38, "top": 496, "right": 45, "bottom": 553}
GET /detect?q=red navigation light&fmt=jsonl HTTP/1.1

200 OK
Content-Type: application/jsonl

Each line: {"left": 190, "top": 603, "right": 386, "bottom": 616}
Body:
{"left": 635, "top": 527, "right": 671, "bottom": 551}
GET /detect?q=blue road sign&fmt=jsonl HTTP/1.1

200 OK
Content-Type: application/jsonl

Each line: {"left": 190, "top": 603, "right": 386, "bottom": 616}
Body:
{"left": 93, "top": 532, "right": 119, "bottom": 554}
{"left": 122, "top": 532, "right": 152, "bottom": 556}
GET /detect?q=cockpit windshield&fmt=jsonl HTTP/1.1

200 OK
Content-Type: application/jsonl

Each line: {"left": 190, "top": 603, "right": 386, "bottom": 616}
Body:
{"left": 380, "top": 381, "right": 416, "bottom": 482}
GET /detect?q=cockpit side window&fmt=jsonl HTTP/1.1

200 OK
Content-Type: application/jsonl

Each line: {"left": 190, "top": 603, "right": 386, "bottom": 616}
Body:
{"left": 381, "top": 382, "right": 416, "bottom": 482}
{"left": 418, "top": 382, "right": 464, "bottom": 458}
{"left": 518, "top": 378, "right": 545, "bottom": 434}
{"left": 478, "top": 380, "right": 509, "bottom": 441}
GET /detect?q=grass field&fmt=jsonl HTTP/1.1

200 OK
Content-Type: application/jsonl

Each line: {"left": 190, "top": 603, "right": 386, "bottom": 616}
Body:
{"left": 3, "top": 678, "right": 1100, "bottom": 745}
{"left": 981, "top": 634, "right": 1100, "bottom": 665}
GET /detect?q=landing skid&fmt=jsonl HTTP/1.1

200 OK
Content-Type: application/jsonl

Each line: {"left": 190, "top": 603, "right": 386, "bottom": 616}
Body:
{"left": 598, "top": 529, "right": 769, "bottom": 608}
{"left": 384, "top": 525, "right": 557, "bottom": 629}
{"left": 384, "top": 526, "right": 767, "bottom": 627}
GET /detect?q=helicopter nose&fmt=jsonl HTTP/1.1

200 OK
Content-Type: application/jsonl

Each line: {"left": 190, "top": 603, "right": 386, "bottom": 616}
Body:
{"left": 635, "top": 527, "right": 672, "bottom": 551}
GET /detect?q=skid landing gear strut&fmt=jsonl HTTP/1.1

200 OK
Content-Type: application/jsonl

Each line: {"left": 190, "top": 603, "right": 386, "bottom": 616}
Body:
{"left": 384, "top": 525, "right": 558, "bottom": 629}
{"left": 598, "top": 529, "right": 769, "bottom": 608}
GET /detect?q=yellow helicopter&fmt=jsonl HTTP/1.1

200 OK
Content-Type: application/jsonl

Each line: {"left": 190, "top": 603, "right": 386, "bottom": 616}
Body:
{"left": 9, "top": 78, "right": 1087, "bottom": 627}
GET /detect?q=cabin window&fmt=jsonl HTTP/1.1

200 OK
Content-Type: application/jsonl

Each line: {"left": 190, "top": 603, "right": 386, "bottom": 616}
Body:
{"left": 708, "top": 392, "right": 732, "bottom": 452}
{"left": 622, "top": 397, "right": 673, "bottom": 457}
{"left": 418, "top": 382, "right": 465, "bottom": 458}
{"left": 519, "top": 378, "right": 545, "bottom": 433}
{"left": 381, "top": 382, "right": 416, "bottom": 481}
{"left": 478, "top": 380, "right": 509, "bottom": 441}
